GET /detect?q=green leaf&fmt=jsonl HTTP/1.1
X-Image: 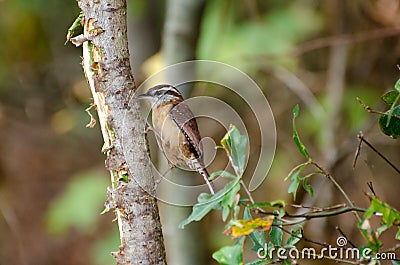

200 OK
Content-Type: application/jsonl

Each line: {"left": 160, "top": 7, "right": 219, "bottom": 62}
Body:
{"left": 210, "top": 170, "right": 237, "bottom": 180}
{"left": 287, "top": 164, "right": 306, "bottom": 201}
{"left": 376, "top": 224, "right": 388, "bottom": 235}
{"left": 359, "top": 227, "right": 382, "bottom": 252}
{"left": 244, "top": 207, "right": 266, "bottom": 252}
{"left": 269, "top": 215, "right": 282, "bottom": 246}
{"left": 221, "top": 125, "right": 248, "bottom": 176}
{"left": 292, "top": 105, "right": 310, "bottom": 159}
{"left": 179, "top": 192, "right": 222, "bottom": 229}
{"left": 179, "top": 178, "right": 241, "bottom": 228}
{"left": 382, "top": 90, "right": 400, "bottom": 105}
{"left": 379, "top": 105, "right": 400, "bottom": 138}
{"left": 395, "top": 78, "right": 400, "bottom": 91}
{"left": 392, "top": 260, "right": 400, "bottom": 265}
{"left": 302, "top": 177, "right": 314, "bottom": 198}
{"left": 221, "top": 179, "right": 241, "bottom": 221}
{"left": 233, "top": 204, "right": 241, "bottom": 220}
{"left": 364, "top": 197, "right": 400, "bottom": 226}
{"left": 288, "top": 180, "right": 301, "bottom": 202}
{"left": 385, "top": 91, "right": 400, "bottom": 126}
{"left": 248, "top": 200, "right": 286, "bottom": 209}
{"left": 396, "top": 227, "right": 400, "bottom": 240}
{"left": 212, "top": 238, "right": 244, "bottom": 265}
{"left": 66, "top": 12, "right": 84, "bottom": 43}
{"left": 222, "top": 206, "right": 230, "bottom": 222}
{"left": 119, "top": 173, "right": 129, "bottom": 183}
{"left": 285, "top": 227, "right": 302, "bottom": 248}
{"left": 360, "top": 196, "right": 400, "bottom": 250}
{"left": 238, "top": 198, "right": 250, "bottom": 205}
{"left": 246, "top": 260, "right": 270, "bottom": 265}
{"left": 248, "top": 200, "right": 286, "bottom": 218}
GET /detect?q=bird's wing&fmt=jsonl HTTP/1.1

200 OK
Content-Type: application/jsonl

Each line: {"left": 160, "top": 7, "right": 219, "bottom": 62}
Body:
{"left": 169, "top": 102, "right": 203, "bottom": 159}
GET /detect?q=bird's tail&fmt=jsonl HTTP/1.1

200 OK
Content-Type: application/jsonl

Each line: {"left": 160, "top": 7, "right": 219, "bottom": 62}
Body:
{"left": 199, "top": 167, "right": 216, "bottom": 194}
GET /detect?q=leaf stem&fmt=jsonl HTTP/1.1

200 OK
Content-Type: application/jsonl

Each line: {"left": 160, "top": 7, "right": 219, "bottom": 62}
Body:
{"left": 240, "top": 179, "right": 255, "bottom": 204}
{"left": 356, "top": 97, "right": 400, "bottom": 119}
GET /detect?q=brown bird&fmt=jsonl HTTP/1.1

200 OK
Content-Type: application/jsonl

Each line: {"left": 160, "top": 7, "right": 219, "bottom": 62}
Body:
{"left": 138, "top": 84, "right": 215, "bottom": 194}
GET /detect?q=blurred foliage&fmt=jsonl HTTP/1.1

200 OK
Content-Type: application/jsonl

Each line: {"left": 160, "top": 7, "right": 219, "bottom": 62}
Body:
{"left": 299, "top": 87, "right": 381, "bottom": 148}
{"left": 342, "top": 88, "right": 381, "bottom": 131}
{"left": 198, "top": 1, "right": 323, "bottom": 69}
{"left": 46, "top": 171, "right": 108, "bottom": 236}
{"left": 90, "top": 226, "right": 120, "bottom": 265}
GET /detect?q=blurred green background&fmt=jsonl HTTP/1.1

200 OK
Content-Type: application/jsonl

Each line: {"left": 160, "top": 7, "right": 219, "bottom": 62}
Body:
{"left": 0, "top": 0, "right": 399, "bottom": 264}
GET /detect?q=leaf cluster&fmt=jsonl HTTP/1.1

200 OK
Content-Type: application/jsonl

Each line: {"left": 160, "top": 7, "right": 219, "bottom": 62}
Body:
{"left": 180, "top": 105, "right": 399, "bottom": 265}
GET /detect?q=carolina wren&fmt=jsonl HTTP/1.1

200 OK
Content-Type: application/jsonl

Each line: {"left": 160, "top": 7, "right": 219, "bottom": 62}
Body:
{"left": 138, "top": 84, "right": 215, "bottom": 194}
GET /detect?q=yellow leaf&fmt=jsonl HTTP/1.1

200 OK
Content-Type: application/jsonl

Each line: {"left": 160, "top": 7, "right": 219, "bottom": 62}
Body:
{"left": 224, "top": 216, "right": 274, "bottom": 238}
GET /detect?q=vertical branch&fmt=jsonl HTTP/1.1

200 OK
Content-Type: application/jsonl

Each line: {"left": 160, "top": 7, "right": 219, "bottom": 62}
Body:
{"left": 323, "top": 1, "right": 348, "bottom": 164}
{"left": 75, "top": 0, "right": 166, "bottom": 264}
{"left": 324, "top": 43, "right": 348, "bottom": 163}
{"left": 162, "top": 0, "right": 205, "bottom": 97}
{"left": 159, "top": 1, "right": 207, "bottom": 264}
{"left": 301, "top": 1, "right": 349, "bottom": 240}
{"left": 162, "top": 0, "right": 205, "bottom": 63}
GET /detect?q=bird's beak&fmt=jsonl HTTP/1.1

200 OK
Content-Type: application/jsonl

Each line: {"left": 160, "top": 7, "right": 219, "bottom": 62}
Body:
{"left": 137, "top": 92, "right": 156, "bottom": 107}
{"left": 137, "top": 92, "right": 150, "bottom": 100}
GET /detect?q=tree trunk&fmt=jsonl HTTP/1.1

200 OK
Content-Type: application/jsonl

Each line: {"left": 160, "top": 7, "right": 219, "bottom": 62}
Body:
{"left": 75, "top": 0, "right": 167, "bottom": 264}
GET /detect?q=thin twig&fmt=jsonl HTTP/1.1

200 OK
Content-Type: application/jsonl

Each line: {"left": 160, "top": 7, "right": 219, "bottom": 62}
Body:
{"left": 311, "top": 161, "right": 361, "bottom": 222}
{"left": 287, "top": 204, "right": 319, "bottom": 209}
{"left": 240, "top": 179, "right": 255, "bottom": 204}
{"left": 367, "top": 181, "right": 377, "bottom": 197}
{"left": 336, "top": 226, "right": 357, "bottom": 248}
{"left": 358, "top": 133, "right": 400, "bottom": 175}
{"left": 353, "top": 132, "right": 363, "bottom": 168}
{"left": 356, "top": 98, "right": 400, "bottom": 119}
{"left": 291, "top": 27, "right": 400, "bottom": 57}
{"left": 225, "top": 144, "right": 256, "bottom": 204}
{"left": 316, "top": 203, "right": 347, "bottom": 211}
{"left": 253, "top": 28, "right": 400, "bottom": 60}
{"left": 280, "top": 206, "right": 367, "bottom": 227}
{"left": 287, "top": 203, "right": 346, "bottom": 212}
{"left": 280, "top": 226, "right": 327, "bottom": 248}
{"left": 286, "top": 206, "right": 366, "bottom": 219}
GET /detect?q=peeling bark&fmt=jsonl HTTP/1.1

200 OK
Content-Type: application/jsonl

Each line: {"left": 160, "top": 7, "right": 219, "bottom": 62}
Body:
{"left": 75, "top": 0, "right": 167, "bottom": 264}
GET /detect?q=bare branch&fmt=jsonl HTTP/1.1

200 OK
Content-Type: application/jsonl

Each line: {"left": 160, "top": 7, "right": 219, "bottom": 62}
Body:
{"left": 357, "top": 132, "right": 400, "bottom": 175}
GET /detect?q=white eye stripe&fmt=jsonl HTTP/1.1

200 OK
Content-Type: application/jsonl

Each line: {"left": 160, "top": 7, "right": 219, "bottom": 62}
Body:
{"left": 158, "top": 86, "right": 181, "bottom": 95}
{"left": 158, "top": 86, "right": 173, "bottom": 92}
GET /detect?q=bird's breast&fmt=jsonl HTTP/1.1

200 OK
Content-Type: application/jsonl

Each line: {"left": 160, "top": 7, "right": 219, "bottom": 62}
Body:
{"left": 152, "top": 104, "right": 193, "bottom": 170}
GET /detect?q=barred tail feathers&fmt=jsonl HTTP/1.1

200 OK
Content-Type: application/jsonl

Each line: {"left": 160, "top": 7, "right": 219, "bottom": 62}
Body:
{"left": 197, "top": 166, "right": 215, "bottom": 194}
